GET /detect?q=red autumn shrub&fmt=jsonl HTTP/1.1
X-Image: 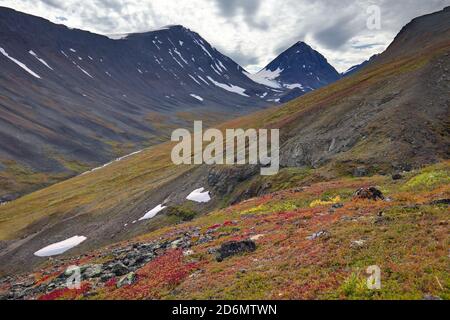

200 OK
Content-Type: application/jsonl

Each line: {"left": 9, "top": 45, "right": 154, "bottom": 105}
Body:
{"left": 109, "top": 249, "right": 199, "bottom": 300}
{"left": 38, "top": 283, "right": 91, "bottom": 300}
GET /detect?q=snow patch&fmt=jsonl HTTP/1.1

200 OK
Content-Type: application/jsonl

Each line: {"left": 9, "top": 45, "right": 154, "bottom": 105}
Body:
{"left": 29, "top": 50, "right": 53, "bottom": 70}
{"left": 0, "top": 47, "right": 41, "bottom": 78}
{"left": 34, "top": 236, "right": 87, "bottom": 257}
{"left": 194, "top": 40, "right": 213, "bottom": 59}
{"left": 217, "top": 60, "right": 227, "bottom": 71}
{"left": 169, "top": 50, "right": 184, "bottom": 68}
{"left": 173, "top": 48, "right": 188, "bottom": 64}
{"left": 105, "top": 33, "right": 129, "bottom": 40}
{"left": 76, "top": 64, "right": 93, "bottom": 78}
{"left": 245, "top": 68, "right": 283, "bottom": 88}
{"left": 82, "top": 150, "right": 142, "bottom": 175}
{"left": 190, "top": 94, "right": 204, "bottom": 101}
{"left": 188, "top": 74, "right": 201, "bottom": 85}
{"left": 206, "top": 76, "right": 249, "bottom": 97}
{"left": 197, "top": 75, "right": 209, "bottom": 85}
{"left": 285, "top": 83, "right": 304, "bottom": 90}
{"left": 139, "top": 204, "right": 167, "bottom": 221}
{"left": 186, "top": 188, "right": 211, "bottom": 203}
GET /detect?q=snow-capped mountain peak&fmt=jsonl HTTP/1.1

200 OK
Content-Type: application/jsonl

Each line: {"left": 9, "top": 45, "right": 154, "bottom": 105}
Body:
{"left": 245, "top": 41, "right": 341, "bottom": 102}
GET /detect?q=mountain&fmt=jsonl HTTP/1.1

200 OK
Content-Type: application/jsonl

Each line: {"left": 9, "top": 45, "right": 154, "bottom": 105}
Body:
{"left": 342, "top": 54, "right": 379, "bottom": 76}
{"left": 0, "top": 7, "right": 284, "bottom": 199}
{"left": 246, "top": 41, "right": 342, "bottom": 102}
{"left": 0, "top": 5, "right": 448, "bottom": 284}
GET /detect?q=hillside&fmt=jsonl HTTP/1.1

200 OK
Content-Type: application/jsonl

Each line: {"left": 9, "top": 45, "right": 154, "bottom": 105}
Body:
{"left": 0, "top": 6, "right": 449, "bottom": 299}
{"left": 0, "top": 7, "right": 278, "bottom": 199}
{"left": 0, "top": 7, "right": 346, "bottom": 200}
{"left": 1, "top": 161, "right": 449, "bottom": 299}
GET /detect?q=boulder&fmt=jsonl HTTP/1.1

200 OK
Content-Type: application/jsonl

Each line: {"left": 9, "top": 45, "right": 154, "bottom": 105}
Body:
{"left": 306, "top": 230, "right": 330, "bottom": 240}
{"left": 392, "top": 173, "right": 403, "bottom": 180}
{"left": 82, "top": 264, "right": 103, "bottom": 278}
{"left": 353, "top": 167, "right": 368, "bottom": 177}
{"left": 117, "top": 272, "right": 137, "bottom": 288}
{"left": 429, "top": 199, "right": 450, "bottom": 206}
{"left": 216, "top": 240, "right": 256, "bottom": 262}
{"left": 353, "top": 187, "right": 385, "bottom": 201}
{"left": 111, "top": 262, "right": 129, "bottom": 276}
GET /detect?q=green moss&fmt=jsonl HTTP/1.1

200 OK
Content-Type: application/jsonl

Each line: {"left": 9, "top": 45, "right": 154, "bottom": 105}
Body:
{"left": 222, "top": 273, "right": 273, "bottom": 300}
{"left": 402, "top": 169, "right": 450, "bottom": 192}
{"left": 338, "top": 272, "right": 375, "bottom": 299}
{"left": 166, "top": 205, "right": 198, "bottom": 222}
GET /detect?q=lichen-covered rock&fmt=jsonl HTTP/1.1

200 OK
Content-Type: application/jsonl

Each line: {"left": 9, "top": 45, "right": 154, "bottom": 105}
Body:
{"left": 117, "top": 272, "right": 137, "bottom": 288}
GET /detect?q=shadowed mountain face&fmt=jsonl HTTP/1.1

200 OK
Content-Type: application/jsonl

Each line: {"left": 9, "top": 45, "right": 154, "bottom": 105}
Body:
{"left": 0, "top": 7, "right": 448, "bottom": 277}
{"left": 342, "top": 54, "right": 379, "bottom": 77}
{"left": 0, "top": 7, "right": 286, "bottom": 198}
{"left": 247, "top": 41, "right": 342, "bottom": 102}
{"left": 0, "top": 7, "right": 344, "bottom": 199}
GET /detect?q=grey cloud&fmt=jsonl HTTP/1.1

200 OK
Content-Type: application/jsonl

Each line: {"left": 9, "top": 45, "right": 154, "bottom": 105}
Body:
{"left": 1, "top": 0, "right": 448, "bottom": 72}
{"left": 214, "top": 0, "right": 262, "bottom": 17}
{"left": 216, "top": 43, "right": 260, "bottom": 68}
{"left": 214, "top": 0, "right": 268, "bottom": 30}
{"left": 313, "top": 14, "right": 362, "bottom": 49}
{"left": 41, "top": 0, "right": 65, "bottom": 9}
{"left": 351, "top": 42, "right": 384, "bottom": 49}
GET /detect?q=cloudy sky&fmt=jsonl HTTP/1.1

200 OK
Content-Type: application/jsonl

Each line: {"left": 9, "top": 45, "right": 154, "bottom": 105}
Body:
{"left": 0, "top": 0, "right": 448, "bottom": 72}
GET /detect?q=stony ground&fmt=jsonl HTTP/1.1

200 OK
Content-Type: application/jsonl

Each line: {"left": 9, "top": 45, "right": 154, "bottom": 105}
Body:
{"left": 0, "top": 161, "right": 448, "bottom": 300}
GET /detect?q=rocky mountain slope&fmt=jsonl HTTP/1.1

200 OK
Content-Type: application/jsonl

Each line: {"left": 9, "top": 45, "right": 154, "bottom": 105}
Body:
{"left": 0, "top": 7, "right": 344, "bottom": 200}
{"left": 342, "top": 54, "right": 379, "bottom": 77}
{"left": 0, "top": 6, "right": 449, "bottom": 295}
{"left": 0, "top": 7, "right": 282, "bottom": 199}
{"left": 246, "top": 41, "right": 342, "bottom": 102}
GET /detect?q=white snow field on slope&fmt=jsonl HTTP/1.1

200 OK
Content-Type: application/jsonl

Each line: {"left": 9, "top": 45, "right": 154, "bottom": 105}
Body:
{"left": 34, "top": 236, "right": 87, "bottom": 257}
{"left": 245, "top": 68, "right": 283, "bottom": 88}
{"left": 0, "top": 47, "right": 41, "bottom": 78}
{"left": 139, "top": 204, "right": 167, "bottom": 221}
{"left": 186, "top": 188, "right": 211, "bottom": 203}
{"left": 206, "top": 76, "right": 249, "bottom": 97}
{"left": 81, "top": 150, "right": 142, "bottom": 175}
{"left": 190, "top": 94, "right": 204, "bottom": 101}
{"left": 29, "top": 50, "right": 53, "bottom": 70}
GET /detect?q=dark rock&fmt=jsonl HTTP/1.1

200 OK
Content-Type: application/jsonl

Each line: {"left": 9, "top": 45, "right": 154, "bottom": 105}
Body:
{"left": 353, "top": 167, "right": 368, "bottom": 177}
{"left": 354, "top": 187, "right": 385, "bottom": 201}
{"left": 216, "top": 240, "right": 256, "bottom": 262}
{"left": 100, "top": 273, "right": 114, "bottom": 282}
{"left": 429, "top": 199, "right": 450, "bottom": 206}
{"left": 392, "top": 173, "right": 403, "bottom": 180}
{"left": 0, "top": 292, "right": 10, "bottom": 300}
{"left": 111, "top": 262, "right": 129, "bottom": 276}
{"left": 374, "top": 216, "right": 392, "bottom": 225}
{"left": 0, "top": 194, "right": 15, "bottom": 204}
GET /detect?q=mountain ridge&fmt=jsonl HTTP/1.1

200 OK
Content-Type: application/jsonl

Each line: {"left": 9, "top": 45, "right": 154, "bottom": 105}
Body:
{"left": 0, "top": 6, "right": 344, "bottom": 199}
{"left": 0, "top": 6, "right": 448, "bottom": 279}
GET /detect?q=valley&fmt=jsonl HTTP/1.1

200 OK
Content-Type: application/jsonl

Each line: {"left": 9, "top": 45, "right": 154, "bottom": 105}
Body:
{"left": 0, "top": 4, "right": 448, "bottom": 301}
